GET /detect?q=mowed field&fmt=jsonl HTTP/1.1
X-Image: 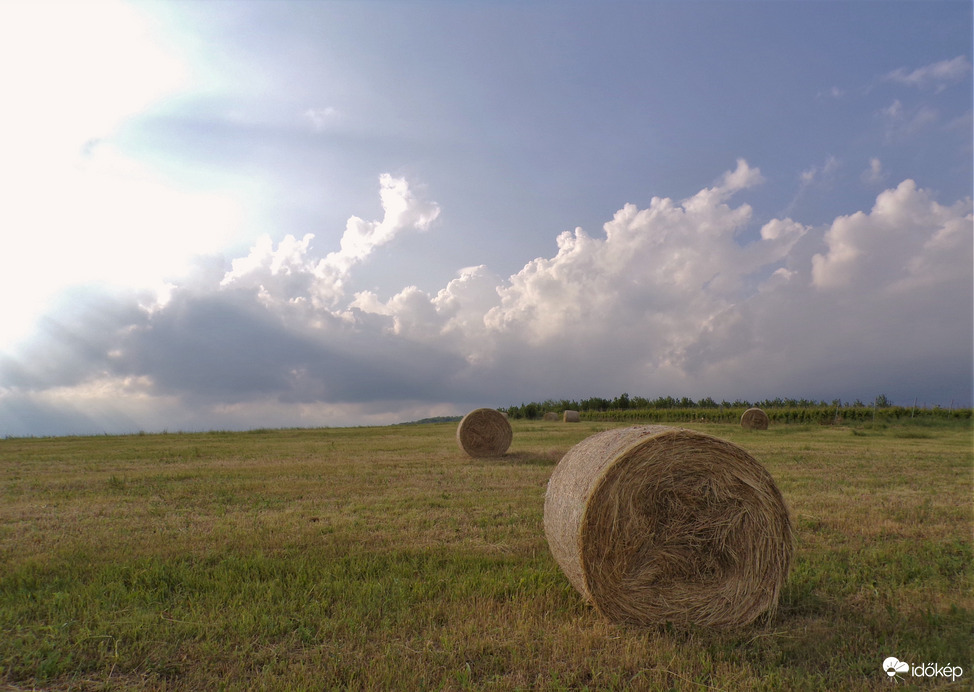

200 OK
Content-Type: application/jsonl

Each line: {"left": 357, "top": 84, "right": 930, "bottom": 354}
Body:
{"left": 1, "top": 419, "right": 970, "bottom": 691}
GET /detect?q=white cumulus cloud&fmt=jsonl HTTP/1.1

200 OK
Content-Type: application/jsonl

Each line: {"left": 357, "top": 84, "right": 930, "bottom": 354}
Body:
{"left": 222, "top": 174, "right": 441, "bottom": 308}
{"left": 351, "top": 162, "right": 970, "bottom": 404}
{"left": 2, "top": 161, "right": 970, "bottom": 436}
{"left": 811, "top": 179, "right": 972, "bottom": 290}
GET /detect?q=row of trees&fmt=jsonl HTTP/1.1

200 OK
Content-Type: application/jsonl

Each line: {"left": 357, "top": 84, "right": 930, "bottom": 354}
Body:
{"left": 574, "top": 406, "right": 970, "bottom": 425}
{"left": 500, "top": 393, "right": 967, "bottom": 421}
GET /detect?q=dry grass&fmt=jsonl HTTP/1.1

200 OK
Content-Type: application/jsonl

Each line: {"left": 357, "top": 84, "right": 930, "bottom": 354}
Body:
{"left": 0, "top": 420, "right": 970, "bottom": 690}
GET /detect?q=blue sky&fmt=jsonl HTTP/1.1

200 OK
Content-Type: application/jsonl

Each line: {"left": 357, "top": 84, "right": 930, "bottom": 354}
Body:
{"left": 1, "top": 0, "right": 971, "bottom": 436}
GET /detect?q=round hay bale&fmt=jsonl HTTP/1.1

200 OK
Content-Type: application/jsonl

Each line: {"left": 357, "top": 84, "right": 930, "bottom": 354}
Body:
{"left": 543, "top": 412, "right": 559, "bottom": 422}
{"left": 741, "top": 407, "right": 770, "bottom": 430}
{"left": 563, "top": 410, "right": 580, "bottom": 423}
{"left": 456, "top": 408, "right": 513, "bottom": 457}
{"left": 543, "top": 425, "right": 793, "bottom": 629}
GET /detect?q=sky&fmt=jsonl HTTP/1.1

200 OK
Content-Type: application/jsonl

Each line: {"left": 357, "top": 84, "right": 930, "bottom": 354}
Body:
{"left": 0, "top": 0, "right": 971, "bottom": 437}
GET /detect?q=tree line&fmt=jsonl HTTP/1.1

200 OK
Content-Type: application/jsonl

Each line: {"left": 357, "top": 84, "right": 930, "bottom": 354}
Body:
{"left": 500, "top": 393, "right": 971, "bottom": 422}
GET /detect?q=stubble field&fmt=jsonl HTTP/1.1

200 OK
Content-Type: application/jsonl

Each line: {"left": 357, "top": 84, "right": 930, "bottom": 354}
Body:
{"left": 1, "top": 419, "right": 970, "bottom": 690}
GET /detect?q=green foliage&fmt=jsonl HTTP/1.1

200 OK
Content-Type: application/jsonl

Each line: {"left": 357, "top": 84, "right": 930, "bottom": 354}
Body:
{"left": 501, "top": 394, "right": 972, "bottom": 426}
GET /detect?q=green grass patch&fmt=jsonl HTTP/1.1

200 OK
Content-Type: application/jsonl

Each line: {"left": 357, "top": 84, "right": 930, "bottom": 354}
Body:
{"left": 0, "top": 421, "right": 971, "bottom": 690}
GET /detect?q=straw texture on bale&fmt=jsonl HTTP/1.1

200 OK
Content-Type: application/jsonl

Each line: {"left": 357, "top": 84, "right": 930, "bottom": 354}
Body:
{"left": 741, "top": 408, "right": 770, "bottom": 430}
{"left": 563, "top": 410, "right": 581, "bottom": 423}
{"left": 544, "top": 425, "right": 793, "bottom": 629}
{"left": 543, "top": 412, "right": 559, "bottom": 421}
{"left": 456, "top": 408, "right": 513, "bottom": 457}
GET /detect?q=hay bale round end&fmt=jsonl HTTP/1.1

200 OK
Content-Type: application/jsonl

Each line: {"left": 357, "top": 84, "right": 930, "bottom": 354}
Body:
{"left": 543, "top": 425, "right": 793, "bottom": 629}
{"left": 456, "top": 408, "right": 513, "bottom": 457}
{"left": 741, "top": 407, "right": 770, "bottom": 430}
{"left": 542, "top": 412, "right": 559, "bottom": 421}
{"left": 563, "top": 410, "right": 580, "bottom": 423}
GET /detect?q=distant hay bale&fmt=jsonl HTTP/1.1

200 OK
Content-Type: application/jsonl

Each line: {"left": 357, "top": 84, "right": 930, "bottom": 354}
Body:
{"left": 456, "top": 408, "right": 513, "bottom": 457}
{"left": 543, "top": 412, "right": 559, "bottom": 422}
{"left": 563, "top": 410, "right": 580, "bottom": 423}
{"left": 741, "top": 408, "right": 770, "bottom": 430}
{"left": 543, "top": 425, "right": 793, "bottom": 629}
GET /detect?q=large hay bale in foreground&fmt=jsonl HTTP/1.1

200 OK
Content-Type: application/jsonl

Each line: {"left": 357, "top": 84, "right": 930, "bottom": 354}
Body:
{"left": 563, "top": 410, "right": 580, "bottom": 423}
{"left": 544, "top": 425, "right": 793, "bottom": 629}
{"left": 741, "top": 407, "right": 770, "bottom": 430}
{"left": 542, "top": 412, "right": 559, "bottom": 422}
{"left": 456, "top": 408, "right": 513, "bottom": 457}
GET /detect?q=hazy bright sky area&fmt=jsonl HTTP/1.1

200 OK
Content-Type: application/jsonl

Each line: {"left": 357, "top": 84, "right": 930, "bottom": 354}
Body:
{"left": 1, "top": 0, "right": 971, "bottom": 436}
